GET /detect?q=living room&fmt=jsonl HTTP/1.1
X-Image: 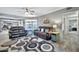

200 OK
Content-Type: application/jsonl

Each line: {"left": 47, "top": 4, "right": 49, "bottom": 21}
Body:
{"left": 0, "top": 7, "right": 79, "bottom": 52}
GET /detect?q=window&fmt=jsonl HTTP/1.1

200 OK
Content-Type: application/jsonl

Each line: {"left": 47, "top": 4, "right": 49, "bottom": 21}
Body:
{"left": 68, "top": 16, "right": 78, "bottom": 32}
{"left": 25, "top": 20, "right": 37, "bottom": 30}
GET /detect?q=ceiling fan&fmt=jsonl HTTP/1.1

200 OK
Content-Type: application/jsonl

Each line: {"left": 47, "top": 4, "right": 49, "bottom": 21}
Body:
{"left": 26, "top": 8, "right": 35, "bottom": 15}
{"left": 17, "top": 8, "right": 35, "bottom": 15}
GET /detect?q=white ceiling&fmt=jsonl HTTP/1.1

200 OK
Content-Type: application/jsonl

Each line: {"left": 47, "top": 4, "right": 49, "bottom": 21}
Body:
{"left": 0, "top": 7, "right": 65, "bottom": 19}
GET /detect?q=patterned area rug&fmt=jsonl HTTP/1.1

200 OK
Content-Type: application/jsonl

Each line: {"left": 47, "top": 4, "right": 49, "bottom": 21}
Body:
{"left": 10, "top": 37, "right": 54, "bottom": 52}
{"left": 8, "top": 36, "right": 55, "bottom": 52}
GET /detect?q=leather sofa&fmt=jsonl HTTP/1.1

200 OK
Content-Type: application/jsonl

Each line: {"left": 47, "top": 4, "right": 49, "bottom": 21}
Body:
{"left": 9, "top": 26, "right": 27, "bottom": 39}
{"left": 34, "top": 30, "right": 51, "bottom": 40}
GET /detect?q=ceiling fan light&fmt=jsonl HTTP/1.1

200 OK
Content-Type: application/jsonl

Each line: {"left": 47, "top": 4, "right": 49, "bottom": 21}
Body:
{"left": 25, "top": 12, "right": 29, "bottom": 15}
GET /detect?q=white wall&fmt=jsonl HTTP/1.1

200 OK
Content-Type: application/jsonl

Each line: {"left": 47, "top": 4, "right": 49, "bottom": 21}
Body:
{"left": 37, "top": 12, "right": 62, "bottom": 27}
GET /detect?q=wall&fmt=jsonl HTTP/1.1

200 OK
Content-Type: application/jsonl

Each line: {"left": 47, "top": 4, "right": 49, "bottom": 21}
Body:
{"left": 37, "top": 12, "right": 62, "bottom": 27}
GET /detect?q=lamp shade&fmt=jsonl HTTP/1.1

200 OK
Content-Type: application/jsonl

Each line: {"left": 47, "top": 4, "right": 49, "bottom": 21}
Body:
{"left": 53, "top": 25, "right": 57, "bottom": 28}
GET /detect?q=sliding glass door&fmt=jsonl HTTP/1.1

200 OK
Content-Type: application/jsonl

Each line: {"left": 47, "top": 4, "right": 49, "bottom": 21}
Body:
{"left": 25, "top": 20, "right": 37, "bottom": 35}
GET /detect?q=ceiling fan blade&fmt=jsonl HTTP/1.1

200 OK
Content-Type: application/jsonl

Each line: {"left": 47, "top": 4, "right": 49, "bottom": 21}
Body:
{"left": 30, "top": 10, "right": 35, "bottom": 15}
{"left": 25, "top": 8, "right": 29, "bottom": 12}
